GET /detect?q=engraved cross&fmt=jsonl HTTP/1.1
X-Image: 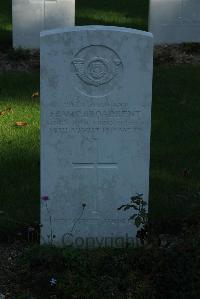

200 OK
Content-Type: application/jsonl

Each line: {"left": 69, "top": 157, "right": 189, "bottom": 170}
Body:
{"left": 72, "top": 162, "right": 118, "bottom": 169}
{"left": 72, "top": 139, "right": 118, "bottom": 171}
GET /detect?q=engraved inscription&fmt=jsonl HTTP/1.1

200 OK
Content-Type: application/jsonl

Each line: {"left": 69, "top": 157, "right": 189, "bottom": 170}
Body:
{"left": 71, "top": 45, "right": 123, "bottom": 97}
{"left": 47, "top": 99, "right": 143, "bottom": 135}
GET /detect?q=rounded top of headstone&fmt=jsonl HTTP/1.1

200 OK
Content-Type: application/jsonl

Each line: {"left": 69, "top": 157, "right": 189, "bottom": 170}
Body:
{"left": 40, "top": 25, "right": 153, "bottom": 39}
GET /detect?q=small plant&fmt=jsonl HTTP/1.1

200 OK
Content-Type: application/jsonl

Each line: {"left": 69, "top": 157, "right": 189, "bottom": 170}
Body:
{"left": 118, "top": 194, "right": 149, "bottom": 244}
{"left": 41, "top": 195, "right": 87, "bottom": 246}
{"left": 118, "top": 193, "right": 148, "bottom": 228}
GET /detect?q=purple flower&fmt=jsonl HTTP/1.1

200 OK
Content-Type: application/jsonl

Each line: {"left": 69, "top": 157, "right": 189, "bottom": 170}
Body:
{"left": 41, "top": 195, "right": 49, "bottom": 201}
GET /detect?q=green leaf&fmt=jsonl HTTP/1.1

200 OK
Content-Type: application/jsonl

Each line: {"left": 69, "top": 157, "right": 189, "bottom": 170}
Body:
{"left": 129, "top": 214, "right": 137, "bottom": 221}
{"left": 117, "top": 204, "right": 127, "bottom": 210}
{"left": 134, "top": 216, "right": 142, "bottom": 228}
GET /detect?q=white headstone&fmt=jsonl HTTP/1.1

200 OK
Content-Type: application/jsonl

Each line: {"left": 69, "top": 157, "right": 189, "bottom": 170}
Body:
{"left": 149, "top": 0, "right": 200, "bottom": 44}
{"left": 12, "top": 0, "right": 75, "bottom": 49}
{"left": 40, "top": 26, "right": 153, "bottom": 247}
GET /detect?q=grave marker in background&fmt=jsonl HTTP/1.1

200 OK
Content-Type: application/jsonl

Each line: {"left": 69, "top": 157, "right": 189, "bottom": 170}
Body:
{"left": 149, "top": 0, "right": 200, "bottom": 44}
{"left": 12, "top": 0, "right": 75, "bottom": 49}
{"left": 40, "top": 26, "right": 153, "bottom": 247}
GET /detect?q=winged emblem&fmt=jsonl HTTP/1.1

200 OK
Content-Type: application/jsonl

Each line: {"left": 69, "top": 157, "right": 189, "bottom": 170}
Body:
{"left": 72, "top": 57, "right": 121, "bottom": 87}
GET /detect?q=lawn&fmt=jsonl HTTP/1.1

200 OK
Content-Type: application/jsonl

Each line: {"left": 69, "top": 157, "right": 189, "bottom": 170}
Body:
{"left": 151, "top": 65, "right": 200, "bottom": 232}
{"left": 76, "top": 0, "right": 149, "bottom": 30}
{"left": 14, "top": 242, "right": 200, "bottom": 298}
{"left": 0, "top": 0, "right": 12, "bottom": 46}
{"left": 0, "top": 73, "right": 40, "bottom": 237}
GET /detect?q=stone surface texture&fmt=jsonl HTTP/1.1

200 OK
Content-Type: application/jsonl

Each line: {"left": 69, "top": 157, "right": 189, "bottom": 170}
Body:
{"left": 149, "top": 0, "right": 200, "bottom": 44}
{"left": 12, "top": 0, "right": 75, "bottom": 49}
{"left": 40, "top": 26, "right": 153, "bottom": 247}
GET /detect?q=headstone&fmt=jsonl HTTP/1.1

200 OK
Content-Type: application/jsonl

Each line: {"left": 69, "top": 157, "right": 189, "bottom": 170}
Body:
{"left": 40, "top": 26, "right": 153, "bottom": 247}
{"left": 12, "top": 0, "right": 75, "bottom": 49}
{"left": 149, "top": 0, "right": 200, "bottom": 44}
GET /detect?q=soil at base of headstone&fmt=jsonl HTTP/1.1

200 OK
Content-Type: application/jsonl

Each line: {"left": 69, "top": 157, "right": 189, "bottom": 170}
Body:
{"left": 0, "top": 242, "right": 28, "bottom": 299}
{"left": 0, "top": 43, "right": 200, "bottom": 72}
{"left": 155, "top": 43, "right": 200, "bottom": 65}
{"left": 0, "top": 48, "right": 40, "bottom": 72}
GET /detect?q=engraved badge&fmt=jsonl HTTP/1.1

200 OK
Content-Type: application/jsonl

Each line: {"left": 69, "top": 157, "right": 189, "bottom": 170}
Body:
{"left": 71, "top": 45, "right": 123, "bottom": 97}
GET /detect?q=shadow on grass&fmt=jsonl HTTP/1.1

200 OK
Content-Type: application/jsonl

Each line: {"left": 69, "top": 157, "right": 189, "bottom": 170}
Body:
{"left": 0, "top": 148, "right": 40, "bottom": 239}
{"left": 149, "top": 65, "right": 200, "bottom": 232}
{"left": 0, "top": 29, "right": 12, "bottom": 49}
{"left": 76, "top": 0, "right": 149, "bottom": 30}
{"left": 149, "top": 176, "right": 200, "bottom": 234}
{"left": 0, "top": 0, "right": 12, "bottom": 47}
{"left": 76, "top": 0, "right": 149, "bottom": 16}
{"left": 76, "top": 16, "right": 147, "bottom": 31}
{"left": 0, "top": 72, "right": 40, "bottom": 237}
{"left": 0, "top": 72, "right": 39, "bottom": 100}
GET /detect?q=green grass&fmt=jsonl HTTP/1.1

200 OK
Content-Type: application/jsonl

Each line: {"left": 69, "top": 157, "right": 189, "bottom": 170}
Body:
{"left": 0, "top": 66, "right": 200, "bottom": 236}
{"left": 0, "top": 73, "right": 40, "bottom": 235}
{"left": 76, "top": 0, "right": 149, "bottom": 30}
{"left": 150, "top": 65, "right": 200, "bottom": 232}
{"left": 0, "top": 0, "right": 149, "bottom": 46}
{"left": 15, "top": 239, "right": 200, "bottom": 298}
{"left": 0, "top": 0, "right": 12, "bottom": 46}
